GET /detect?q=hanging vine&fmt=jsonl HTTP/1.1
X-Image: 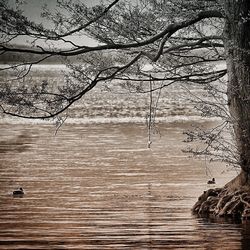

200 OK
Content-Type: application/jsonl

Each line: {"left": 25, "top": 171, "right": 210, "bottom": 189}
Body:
{"left": 147, "top": 76, "right": 153, "bottom": 148}
{"left": 146, "top": 75, "right": 163, "bottom": 148}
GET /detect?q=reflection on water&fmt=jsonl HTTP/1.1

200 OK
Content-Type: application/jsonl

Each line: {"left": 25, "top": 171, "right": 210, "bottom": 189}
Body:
{"left": 0, "top": 122, "right": 249, "bottom": 249}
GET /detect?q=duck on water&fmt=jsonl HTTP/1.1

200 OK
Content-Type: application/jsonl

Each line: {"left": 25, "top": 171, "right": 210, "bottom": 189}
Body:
{"left": 13, "top": 187, "right": 24, "bottom": 197}
{"left": 207, "top": 178, "right": 216, "bottom": 184}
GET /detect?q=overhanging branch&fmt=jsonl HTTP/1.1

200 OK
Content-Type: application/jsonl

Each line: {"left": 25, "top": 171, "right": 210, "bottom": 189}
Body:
{"left": 0, "top": 10, "right": 223, "bottom": 58}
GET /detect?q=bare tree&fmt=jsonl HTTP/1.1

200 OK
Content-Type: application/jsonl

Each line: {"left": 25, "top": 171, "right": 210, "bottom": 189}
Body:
{"left": 1, "top": 0, "right": 250, "bottom": 219}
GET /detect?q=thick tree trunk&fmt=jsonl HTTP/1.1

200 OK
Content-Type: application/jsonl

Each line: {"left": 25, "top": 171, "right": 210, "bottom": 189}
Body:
{"left": 192, "top": 1, "right": 250, "bottom": 220}
{"left": 224, "top": 0, "right": 250, "bottom": 183}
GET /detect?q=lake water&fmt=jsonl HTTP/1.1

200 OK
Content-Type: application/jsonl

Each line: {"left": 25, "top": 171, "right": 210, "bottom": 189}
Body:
{"left": 1, "top": 64, "right": 250, "bottom": 249}
{"left": 0, "top": 121, "right": 250, "bottom": 250}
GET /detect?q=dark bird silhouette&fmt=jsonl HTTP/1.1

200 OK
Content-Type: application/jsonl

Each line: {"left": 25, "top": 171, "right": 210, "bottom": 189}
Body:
{"left": 207, "top": 178, "right": 216, "bottom": 184}
{"left": 13, "top": 187, "right": 24, "bottom": 196}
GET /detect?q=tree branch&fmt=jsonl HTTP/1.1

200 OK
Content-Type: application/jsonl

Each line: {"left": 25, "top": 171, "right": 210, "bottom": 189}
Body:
{"left": 51, "top": 0, "right": 121, "bottom": 39}
{"left": 0, "top": 53, "right": 142, "bottom": 119}
{"left": 0, "top": 10, "right": 223, "bottom": 57}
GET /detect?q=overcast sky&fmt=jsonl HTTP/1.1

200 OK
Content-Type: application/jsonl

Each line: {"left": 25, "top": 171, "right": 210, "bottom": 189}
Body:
{"left": 9, "top": 0, "right": 56, "bottom": 21}
{"left": 9, "top": 0, "right": 98, "bottom": 22}
{"left": 7, "top": 0, "right": 100, "bottom": 47}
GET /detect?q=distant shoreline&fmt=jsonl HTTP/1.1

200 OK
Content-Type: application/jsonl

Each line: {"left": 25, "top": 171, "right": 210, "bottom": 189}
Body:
{"left": 0, "top": 116, "right": 220, "bottom": 125}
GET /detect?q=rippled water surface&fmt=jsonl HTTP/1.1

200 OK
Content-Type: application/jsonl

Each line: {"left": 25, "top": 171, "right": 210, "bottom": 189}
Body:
{"left": 1, "top": 122, "right": 250, "bottom": 249}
